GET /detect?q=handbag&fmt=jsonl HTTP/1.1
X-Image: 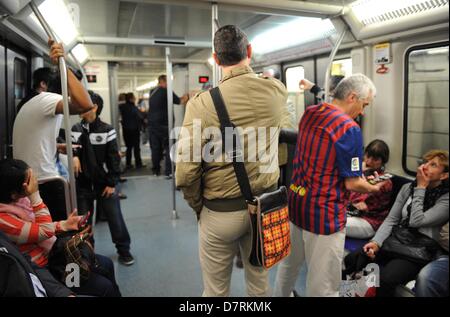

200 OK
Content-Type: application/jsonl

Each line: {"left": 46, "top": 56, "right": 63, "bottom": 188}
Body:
{"left": 209, "top": 87, "right": 291, "bottom": 269}
{"left": 381, "top": 196, "right": 444, "bottom": 265}
{"left": 48, "top": 227, "right": 97, "bottom": 285}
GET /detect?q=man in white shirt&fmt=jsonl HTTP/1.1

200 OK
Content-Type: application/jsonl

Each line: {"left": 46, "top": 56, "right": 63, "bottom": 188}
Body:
{"left": 13, "top": 40, "right": 93, "bottom": 220}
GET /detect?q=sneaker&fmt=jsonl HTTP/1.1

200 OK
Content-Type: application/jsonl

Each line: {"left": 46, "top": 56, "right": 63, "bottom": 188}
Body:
{"left": 118, "top": 253, "right": 135, "bottom": 266}
{"left": 165, "top": 174, "right": 173, "bottom": 180}
{"left": 118, "top": 193, "right": 127, "bottom": 200}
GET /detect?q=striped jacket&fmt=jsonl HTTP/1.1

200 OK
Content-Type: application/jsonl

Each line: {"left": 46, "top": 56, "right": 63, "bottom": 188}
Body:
{"left": 0, "top": 200, "right": 63, "bottom": 267}
{"left": 72, "top": 117, "right": 121, "bottom": 188}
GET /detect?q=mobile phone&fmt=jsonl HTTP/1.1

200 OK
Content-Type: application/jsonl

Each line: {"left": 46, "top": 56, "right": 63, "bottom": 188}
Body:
{"left": 79, "top": 211, "right": 91, "bottom": 228}
{"left": 368, "top": 173, "right": 393, "bottom": 185}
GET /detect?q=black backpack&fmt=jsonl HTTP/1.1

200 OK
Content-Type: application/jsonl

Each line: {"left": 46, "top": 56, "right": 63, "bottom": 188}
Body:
{"left": 0, "top": 232, "right": 42, "bottom": 297}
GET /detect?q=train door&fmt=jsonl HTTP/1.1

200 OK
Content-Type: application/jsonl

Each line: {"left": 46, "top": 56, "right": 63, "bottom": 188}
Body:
{"left": 0, "top": 44, "right": 6, "bottom": 159}
{"left": 5, "top": 48, "right": 28, "bottom": 158}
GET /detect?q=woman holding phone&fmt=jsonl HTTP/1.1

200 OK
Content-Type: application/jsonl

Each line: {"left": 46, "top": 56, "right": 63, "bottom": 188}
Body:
{"left": 0, "top": 159, "right": 121, "bottom": 297}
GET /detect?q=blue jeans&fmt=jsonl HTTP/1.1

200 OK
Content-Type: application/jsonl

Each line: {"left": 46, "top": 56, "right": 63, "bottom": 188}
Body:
{"left": 77, "top": 186, "right": 131, "bottom": 256}
{"left": 415, "top": 255, "right": 449, "bottom": 297}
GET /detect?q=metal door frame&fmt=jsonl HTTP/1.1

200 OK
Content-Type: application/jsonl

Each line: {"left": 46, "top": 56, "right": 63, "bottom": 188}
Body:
{"left": 6, "top": 47, "right": 28, "bottom": 158}
{"left": 0, "top": 43, "right": 6, "bottom": 159}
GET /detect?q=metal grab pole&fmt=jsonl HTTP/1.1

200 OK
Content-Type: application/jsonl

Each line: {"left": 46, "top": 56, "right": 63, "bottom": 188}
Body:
{"left": 323, "top": 28, "right": 347, "bottom": 102}
{"left": 166, "top": 47, "right": 178, "bottom": 220}
{"left": 211, "top": 3, "right": 221, "bottom": 87}
{"left": 29, "top": 1, "right": 78, "bottom": 214}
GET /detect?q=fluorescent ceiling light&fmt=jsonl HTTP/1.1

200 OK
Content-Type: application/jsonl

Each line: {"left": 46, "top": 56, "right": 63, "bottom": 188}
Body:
{"left": 251, "top": 17, "right": 335, "bottom": 55}
{"left": 136, "top": 80, "right": 158, "bottom": 92}
{"left": 351, "top": 0, "right": 449, "bottom": 26}
{"left": 72, "top": 44, "right": 89, "bottom": 64}
{"left": 30, "top": 0, "right": 78, "bottom": 45}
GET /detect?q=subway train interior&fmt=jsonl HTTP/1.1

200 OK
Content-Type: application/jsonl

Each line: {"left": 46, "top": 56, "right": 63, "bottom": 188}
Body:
{"left": 0, "top": 0, "right": 449, "bottom": 299}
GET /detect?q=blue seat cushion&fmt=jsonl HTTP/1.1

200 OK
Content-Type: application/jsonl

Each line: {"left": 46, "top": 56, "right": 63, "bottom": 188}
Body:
{"left": 345, "top": 238, "right": 369, "bottom": 253}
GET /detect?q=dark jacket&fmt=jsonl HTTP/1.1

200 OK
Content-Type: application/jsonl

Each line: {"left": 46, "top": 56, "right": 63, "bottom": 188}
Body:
{"left": 72, "top": 118, "right": 121, "bottom": 189}
{"left": 0, "top": 231, "right": 72, "bottom": 297}
{"left": 119, "top": 102, "right": 141, "bottom": 131}
{"left": 148, "top": 87, "right": 181, "bottom": 127}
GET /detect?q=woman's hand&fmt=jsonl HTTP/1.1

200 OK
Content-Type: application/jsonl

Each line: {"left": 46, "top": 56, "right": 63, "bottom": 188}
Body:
{"left": 353, "top": 201, "right": 369, "bottom": 212}
{"left": 23, "top": 169, "right": 39, "bottom": 196}
{"left": 363, "top": 241, "right": 380, "bottom": 260}
{"left": 60, "top": 210, "right": 83, "bottom": 232}
{"left": 416, "top": 164, "right": 430, "bottom": 189}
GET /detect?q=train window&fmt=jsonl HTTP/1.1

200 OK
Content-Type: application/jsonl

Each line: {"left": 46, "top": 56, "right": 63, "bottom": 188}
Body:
{"left": 403, "top": 43, "right": 449, "bottom": 175}
{"left": 285, "top": 66, "right": 305, "bottom": 125}
{"left": 14, "top": 58, "right": 27, "bottom": 107}
{"left": 332, "top": 58, "right": 352, "bottom": 77}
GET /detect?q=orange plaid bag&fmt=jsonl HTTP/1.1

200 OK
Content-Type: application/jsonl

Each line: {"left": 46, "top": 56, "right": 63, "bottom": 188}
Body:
{"left": 248, "top": 187, "right": 291, "bottom": 269}
{"left": 209, "top": 87, "right": 291, "bottom": 270}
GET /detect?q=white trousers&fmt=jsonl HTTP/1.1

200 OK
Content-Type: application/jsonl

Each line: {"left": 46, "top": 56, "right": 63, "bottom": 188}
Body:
{"left": 274, "top": 222, "right": 346, "bottom": 297}
{"left": 346, "top": 216, "right": 375, "bottom": 239}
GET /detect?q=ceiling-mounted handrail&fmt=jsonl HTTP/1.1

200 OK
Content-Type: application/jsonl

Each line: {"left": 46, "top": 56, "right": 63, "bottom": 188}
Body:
{"left": 323, "top": 28, "right": 347, "bottom": 102}
{"left": 29, "top": 0, "right": 78, "bottom": 214}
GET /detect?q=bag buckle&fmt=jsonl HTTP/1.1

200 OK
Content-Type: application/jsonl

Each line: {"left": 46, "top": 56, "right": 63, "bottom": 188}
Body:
{"left": 225, "top": 149, "right": 243, "bottom": 160}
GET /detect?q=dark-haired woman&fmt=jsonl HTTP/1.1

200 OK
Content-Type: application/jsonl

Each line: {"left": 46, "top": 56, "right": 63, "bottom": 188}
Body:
{"left": 363, "top": 150, "right": 449, "bottom": 297}
{"left": 0, "top": 159, "right": 121, "bottom": 297}
{"left": 346, "top": 139, "right": 393, "bottom": 239}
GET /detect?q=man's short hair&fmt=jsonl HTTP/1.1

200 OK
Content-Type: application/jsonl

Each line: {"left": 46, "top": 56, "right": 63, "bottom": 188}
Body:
{"left": 33, "top": 67, "right": 61, "bottom": 93}
{"left": 158, "top": 75, "right": 167, "bottom": 83}
{"left": 214, "top": 25, "right": 249, "bottom": 66}
{"left": 333, "top": 73, "right": 376, "bottom": 101}
{"left": 88, "top": 90, "right": 104, "bottom": 116}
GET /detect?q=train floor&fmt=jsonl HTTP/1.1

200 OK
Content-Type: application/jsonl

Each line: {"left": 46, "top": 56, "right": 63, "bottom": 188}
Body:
{"left": 92, "top": 176, "right": 307, "bottom": 297}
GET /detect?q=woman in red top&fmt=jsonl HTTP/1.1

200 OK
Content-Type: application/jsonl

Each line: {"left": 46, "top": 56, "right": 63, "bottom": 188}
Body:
{"left": 0, "top": 159, "right": 121, "bottom": 296}
{"left": 346, "top": 139, "right": 393, "bottom": 239}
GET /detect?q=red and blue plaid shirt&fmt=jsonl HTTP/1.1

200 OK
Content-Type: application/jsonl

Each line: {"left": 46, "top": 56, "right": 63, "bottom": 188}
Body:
{"left": 289, "top": 103, "right": 363, "bottom": 235}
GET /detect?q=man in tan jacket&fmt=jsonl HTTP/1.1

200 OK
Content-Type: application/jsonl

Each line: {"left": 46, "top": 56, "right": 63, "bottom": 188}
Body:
{"left": 175, "top": 25, "right": 287, "bottom": 296}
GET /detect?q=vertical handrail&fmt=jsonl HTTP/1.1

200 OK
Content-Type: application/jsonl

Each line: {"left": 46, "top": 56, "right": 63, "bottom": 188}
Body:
{"left": 166, "top": 47, "right": 178, "bottom": 220}
{"left": 29, "top": 1, "right": 78, "bottom": 213}
{"left": 323, "top": 28, "right": 347, "bottom": 102}
{"left": 211, "top": 3, "right": 221, "bottom": 87}
{"left": 38, "top": 176, "right": 71, "bottom": 217}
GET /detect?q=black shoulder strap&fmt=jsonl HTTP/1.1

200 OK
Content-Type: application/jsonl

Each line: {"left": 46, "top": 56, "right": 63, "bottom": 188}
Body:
{"left": 209, "top": 87, "right": 255, "bottom": 204}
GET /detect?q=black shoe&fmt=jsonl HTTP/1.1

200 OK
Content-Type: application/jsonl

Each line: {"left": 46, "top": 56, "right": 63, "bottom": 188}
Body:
{"left": 126, "top": 165, "right": 134, "bottom": 170}
{"left": 118, "top": 193, "right": 127, "bottom": 200}
{"left": 235, "top": 257, "right": 244, "bottom": 269}
{"left": 136, "top": 164, "right": 147, "bottom": 169}
{"left": 165, "top": 174, "right": 173, "bottom": 180}
{"left": 119, "top": 178, "right": 127, "bottom": 183}
{"left": 118, "top": 253, "right": 135, "bottom": 266}
{"left": 292, "top": 289, "right": 300, "bottom": 297}
{"left": 152, "top": 169, "right": 160, "bottom": 177}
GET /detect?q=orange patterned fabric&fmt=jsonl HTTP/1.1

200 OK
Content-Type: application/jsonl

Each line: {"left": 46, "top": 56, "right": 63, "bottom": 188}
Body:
{"left": 260, "top": 206, "right": 291, "bottom": 269}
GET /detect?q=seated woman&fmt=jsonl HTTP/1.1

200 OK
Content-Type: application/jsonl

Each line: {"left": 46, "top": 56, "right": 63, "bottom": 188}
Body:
{"left": 0, "top": 159, "right": 121, "bottom": 297}
{"left": 346, "top": 139, "right": 393, "bottom": 239}
{"left": 363, "top": 149, "right": 449, "bottom": 297}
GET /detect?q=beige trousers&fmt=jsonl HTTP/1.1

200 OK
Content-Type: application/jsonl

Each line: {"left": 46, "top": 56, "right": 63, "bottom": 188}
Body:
{"left": 198, "top": 206, "right": 269, "bottom": 297}
{"left": 274, "top": 221, "right": 346, "bottom": 297}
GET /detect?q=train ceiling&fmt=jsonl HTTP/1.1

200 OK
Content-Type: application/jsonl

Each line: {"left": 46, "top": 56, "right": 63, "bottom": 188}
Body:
{"left": 0, "top": 0, "right": 448, "bottom": 90}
